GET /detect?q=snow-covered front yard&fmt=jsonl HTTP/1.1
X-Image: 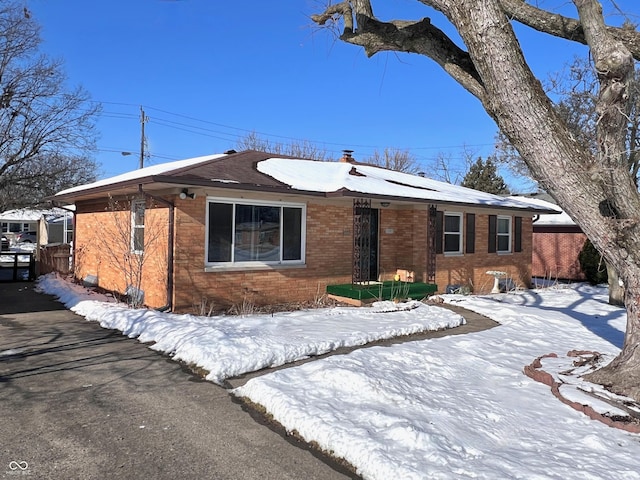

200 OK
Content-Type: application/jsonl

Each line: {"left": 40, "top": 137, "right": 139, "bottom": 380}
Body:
{"left": 34, "top": 274, "right": 640, "bottom": 479}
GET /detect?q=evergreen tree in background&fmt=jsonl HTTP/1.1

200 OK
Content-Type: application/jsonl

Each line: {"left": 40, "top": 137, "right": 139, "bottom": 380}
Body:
{"left": 579, "top": 238, "right": 608, "bottom": 286}
{"left": 460, "top": 158, "right": 510, "bottom": 194}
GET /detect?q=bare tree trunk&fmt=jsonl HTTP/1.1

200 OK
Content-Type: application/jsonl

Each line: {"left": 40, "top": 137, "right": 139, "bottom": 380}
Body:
{"left": 608, "top": 264, "right": 625, "bottom": 307}
{"left": 311, "top": 0, "right": 640, "bottom": 399}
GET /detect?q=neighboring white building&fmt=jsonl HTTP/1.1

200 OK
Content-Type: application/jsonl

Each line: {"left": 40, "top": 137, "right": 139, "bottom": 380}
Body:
{"left": 0, "top": 207, "right": 74, "bottom": 245}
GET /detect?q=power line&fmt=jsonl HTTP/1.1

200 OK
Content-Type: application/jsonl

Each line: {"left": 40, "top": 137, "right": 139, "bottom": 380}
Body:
{"left": 88, "top": 99, "right": 497, "bottom": 154}
{"left": 45, "top": 95, "right": 498, "bottom": 154}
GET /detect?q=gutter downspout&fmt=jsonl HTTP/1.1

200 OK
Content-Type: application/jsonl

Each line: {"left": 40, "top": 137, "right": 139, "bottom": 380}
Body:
{"left": 142, "top": 187, "right": 175, "bottom": 312}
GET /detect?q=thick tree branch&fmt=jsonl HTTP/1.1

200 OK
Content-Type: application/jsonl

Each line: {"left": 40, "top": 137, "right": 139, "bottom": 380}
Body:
{"left": 310, "top": 2, "right": 353, "bottom": 33}
{"left": 416, "top": 0, "right": 640, "bottom": 60}
{"left": 575, "top": 0, "right": 635, "bottom": 177}
{"left": 311, "top": 4, "right": 487, "bottom": 103}
{"left": 497, "top": 0, "right": 640, "bottom": 61}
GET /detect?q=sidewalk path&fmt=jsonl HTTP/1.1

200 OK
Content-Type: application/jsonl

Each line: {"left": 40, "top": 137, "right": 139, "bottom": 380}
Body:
{"left": 225, "top": 301, "right": 498, "bottom": 389}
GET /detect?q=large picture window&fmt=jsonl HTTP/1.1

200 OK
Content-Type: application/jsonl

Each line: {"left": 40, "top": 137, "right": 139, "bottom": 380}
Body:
{"left": 206, "top": 199, "right": 305, "bottom": 265}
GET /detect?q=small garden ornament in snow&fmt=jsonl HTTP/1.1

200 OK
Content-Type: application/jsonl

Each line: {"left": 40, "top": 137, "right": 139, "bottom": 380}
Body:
{"left": 486, "top": 270, "right": 507, "bottom": 294}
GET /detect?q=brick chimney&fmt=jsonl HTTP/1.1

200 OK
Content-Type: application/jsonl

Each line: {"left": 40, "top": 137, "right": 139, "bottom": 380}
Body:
{"left": 339, "top": 149, "right": 355, "bottom": 163}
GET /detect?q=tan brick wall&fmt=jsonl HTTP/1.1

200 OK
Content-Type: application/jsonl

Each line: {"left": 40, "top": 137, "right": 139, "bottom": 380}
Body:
{"left": 73, "top": 195, "right": 536, "bottom": 312}
{"left": 74, "top": 198, "right": 170, "bottom": 307}
{"left": 532, "top": 231, "right": 587, "bottom": 280}
{"left": 434, "top": 213, "right": 533, "bottom": 294}
{"left": 172, "top": 199, "right": 355, "bottom": 312}
{"left": 378, "top": 208, "right": 428, "bottom": 282}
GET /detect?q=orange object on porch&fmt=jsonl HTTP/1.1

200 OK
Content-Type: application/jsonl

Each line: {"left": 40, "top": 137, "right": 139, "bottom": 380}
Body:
{"left": 395, "top": 269, "right": 415, "bottom": 283}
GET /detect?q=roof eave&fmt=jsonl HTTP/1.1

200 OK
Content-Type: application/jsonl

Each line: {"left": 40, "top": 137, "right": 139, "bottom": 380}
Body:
{"left": 52, "top": 176, "right": 330, "bottom": 203}
{"left": 333, "top": 190, "right": 559, "bottom": 214}
{"left": 53, "top": 177, "right": 559, "bottom": 214}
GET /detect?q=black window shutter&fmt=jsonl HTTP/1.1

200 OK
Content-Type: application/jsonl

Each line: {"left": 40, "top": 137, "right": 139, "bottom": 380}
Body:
{"left": 465, "top": 213, "right": 475, "bottom": 254}
{"left": 514, "top": 216, "right": 523, "bottom": 252}
{"left": 488, "top": 215, "right": 497, "bottom": 253}
{"left": 435, "top": 211, "right": 444, "bottom": 254}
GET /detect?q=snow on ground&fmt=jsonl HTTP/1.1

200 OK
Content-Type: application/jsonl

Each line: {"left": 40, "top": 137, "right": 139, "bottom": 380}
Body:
{"left": 0, "top": 241, "right": 36, "bottom": 261}
{"left": 34, "top": 274, "right": 463, "bottom": 384}
{"left": 34, "top": 275, "right": 640, "bottom": 479}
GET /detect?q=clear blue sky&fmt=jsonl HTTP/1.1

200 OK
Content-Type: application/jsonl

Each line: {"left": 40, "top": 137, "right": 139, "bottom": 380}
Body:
{"left": 28, "top": 0, "right": 640, "bottom": 189}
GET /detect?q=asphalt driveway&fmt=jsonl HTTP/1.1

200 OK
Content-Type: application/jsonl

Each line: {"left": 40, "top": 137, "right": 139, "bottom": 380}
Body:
{"left": 0, "top": 282, "right": 355, "bottom": 480}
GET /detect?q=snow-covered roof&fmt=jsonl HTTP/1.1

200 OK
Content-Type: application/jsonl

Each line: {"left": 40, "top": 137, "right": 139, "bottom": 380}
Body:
{"left": 55, "top": 153, "right": 226, "bottom": 196}
{"left": 258, "top": 158, "right": 550, "bottom": 210}
{"left": 0, "top": 207, "right": 73, "bottom": 222}
{"left": 507, "top": 196, "right": 575, "bottom": 225}
{"left": 54, "top": 151, "right": 556, "bottom": 213}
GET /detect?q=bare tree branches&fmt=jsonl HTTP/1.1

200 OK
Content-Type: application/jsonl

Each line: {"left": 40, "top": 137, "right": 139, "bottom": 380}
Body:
{"left": 235, "top": 131, "right": 333, "bottom": 161}
{"left": 0, "top": 2, "right": 100, "bottom": 210}
{"left": 312, "top": 2, "right": 487, "bottom": 102}
{"left": 362, "top": 147, "right": 421, "bottom": 173}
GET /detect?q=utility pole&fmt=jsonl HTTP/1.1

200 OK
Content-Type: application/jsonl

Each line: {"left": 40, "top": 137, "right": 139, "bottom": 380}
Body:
{"left": 139, "top": 106, "right": 148, "bottom": 169}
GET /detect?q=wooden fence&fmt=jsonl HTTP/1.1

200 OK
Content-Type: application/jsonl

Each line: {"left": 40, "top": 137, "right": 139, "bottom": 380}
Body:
{"left": 39, "top": 244, "right": 72, "bottom": 275}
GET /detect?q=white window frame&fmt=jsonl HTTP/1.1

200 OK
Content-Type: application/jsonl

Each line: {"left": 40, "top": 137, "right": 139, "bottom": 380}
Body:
{"left": 131, "top": 199, "right": 146, "bottom": 255}
{"left": 205, "top": 197, "right": 306, "bottom": 268}
{"left": 443, "top": 212, "right": 463, "bottom": 255}
{"left": 3, "top": 222, "right": 30, "bottom": 233}
{"left": 497, "top": 215, "right": 512, "bottom": 254}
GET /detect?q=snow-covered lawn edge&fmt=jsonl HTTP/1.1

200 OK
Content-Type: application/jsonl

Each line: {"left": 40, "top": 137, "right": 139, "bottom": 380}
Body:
{"left": 233, "top": 283, "right": 640, "bottom": 480}
{"left": 35, "top": 273, "right": 465, "bottom": 384}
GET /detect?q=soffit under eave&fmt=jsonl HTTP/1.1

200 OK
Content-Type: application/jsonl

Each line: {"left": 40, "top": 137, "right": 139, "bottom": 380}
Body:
{"left": 52, "top": 178, "right": 325, "bottom": 204}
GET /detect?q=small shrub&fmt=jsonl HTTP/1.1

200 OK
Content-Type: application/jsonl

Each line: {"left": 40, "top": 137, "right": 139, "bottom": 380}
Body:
{"left": 194, "top": 297, "right": 217, "bottom": 317}
{"left": 228, "top": 293, "right": 256, "bottom": 316}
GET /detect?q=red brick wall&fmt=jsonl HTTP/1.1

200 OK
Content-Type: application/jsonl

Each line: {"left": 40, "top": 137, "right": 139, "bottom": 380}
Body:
{"left": 532, "top": 230, "right": 587, "bottom": 280}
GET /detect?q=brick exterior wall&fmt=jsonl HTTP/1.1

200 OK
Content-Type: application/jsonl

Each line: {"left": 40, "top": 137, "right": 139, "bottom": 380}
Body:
{"left": 433, "top": 212, "right": 533, "bottom": 293}
{"left": 73, "top": 194, "right": 535, "bottom": 312}
{"left": 74, "top": 198, "right": 170, "bottom": 307}
{"left": 172, "top": 198, "right": 355, "bottom": 311}
{"left": 532, "top": 229, "right": 587, "bottom": 280}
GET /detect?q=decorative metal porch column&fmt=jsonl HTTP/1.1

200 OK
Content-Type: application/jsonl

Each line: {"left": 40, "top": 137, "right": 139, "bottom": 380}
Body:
{"left": 352, "top": 198, "right": 371, "bottom": 284}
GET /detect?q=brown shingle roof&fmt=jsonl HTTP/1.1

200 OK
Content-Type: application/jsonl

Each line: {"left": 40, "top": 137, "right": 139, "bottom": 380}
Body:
{"left": 53, "top": 150, "right": 305, "bottom": 201}
{"left": 52, "top": 150, "right": 559, "bottom": 214}
{"left": 164, "top": 150, "right": 288, "bottom": 187}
